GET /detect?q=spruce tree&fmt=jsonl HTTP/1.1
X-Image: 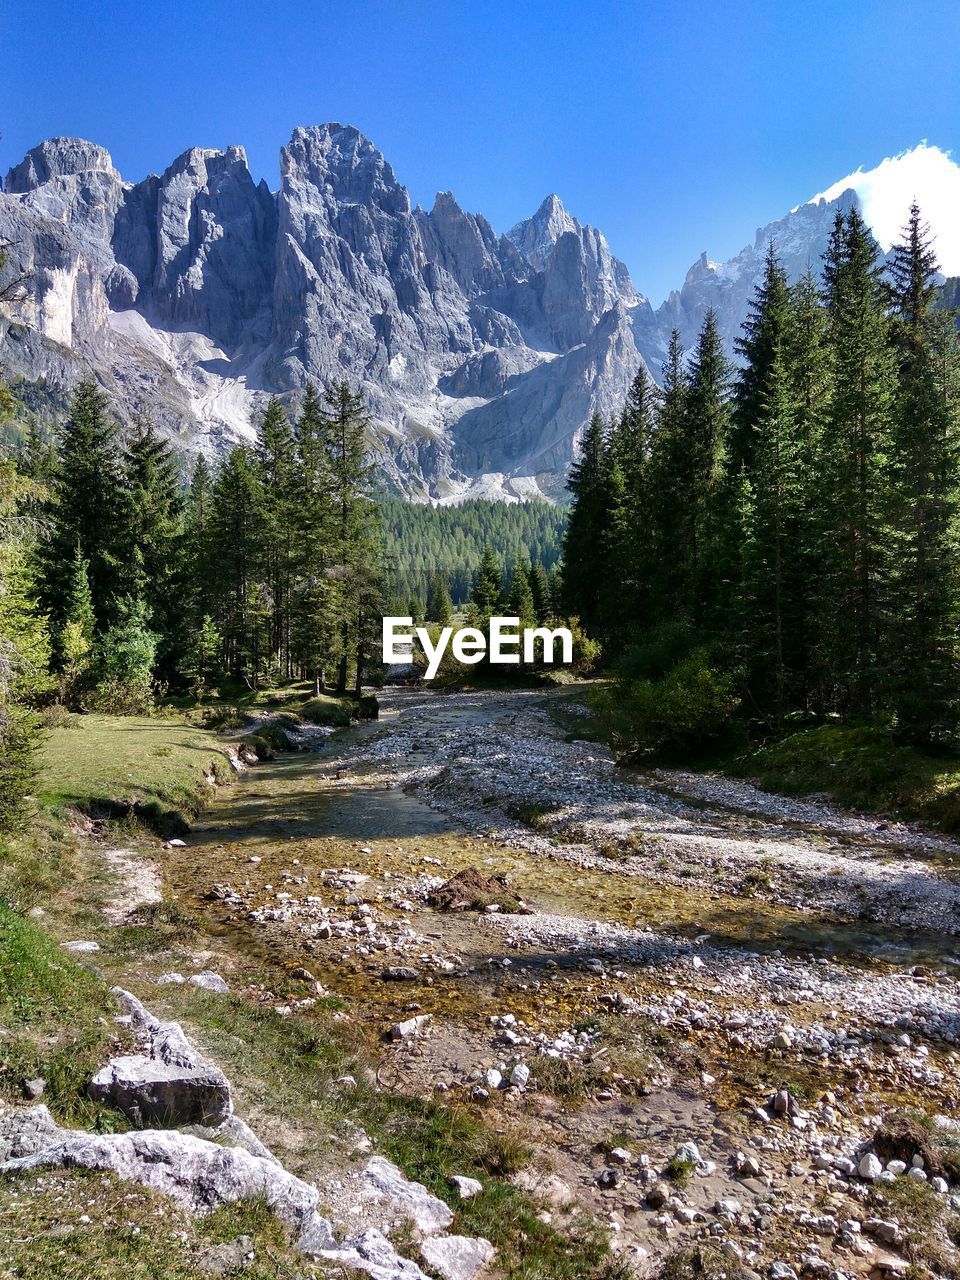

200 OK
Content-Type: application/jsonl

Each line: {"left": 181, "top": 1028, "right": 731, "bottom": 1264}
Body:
{"left": 124, "top": 419, "right": 183, "bottom": 677}
{"left": 682, "top": 311, "right": 731, "bottom": 629}
{"left": 819, "top": 208, "right": 896, "bottom": 715}
{"left": 254, "top": 398, "right": 296, "bottom": 679}
{"left": 886, "top": 204, "right": 960, "bottom": 740}
{"left": 563, "top": 412, "right": 611, "bottom": 636}
{"left": 528, "top": 562, "right": 551, "bottom": 622}
{"left": 508, "top": 555, "right": 536, "bottom": 625}
{"left": 290, "top": 384, "right": 336, "bottom": 691}
{"left": 44, "top": 380, "right": 134, "bottom": 633}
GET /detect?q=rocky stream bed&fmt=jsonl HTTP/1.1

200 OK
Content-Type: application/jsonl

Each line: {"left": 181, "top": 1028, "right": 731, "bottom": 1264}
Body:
{"left": 5, "top": 684, "right": 960, "bottom": 1279}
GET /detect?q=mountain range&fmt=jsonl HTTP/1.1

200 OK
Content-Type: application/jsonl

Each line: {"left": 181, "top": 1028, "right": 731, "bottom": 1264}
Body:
{"left": 1, "top": 128, "right": 956, "bottom": 501}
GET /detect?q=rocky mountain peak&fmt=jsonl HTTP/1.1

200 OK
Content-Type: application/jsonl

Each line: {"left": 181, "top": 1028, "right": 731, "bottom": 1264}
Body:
{"left": 281, "top": 124, "right": 409, "bottom": 216}
{"left": 507, "top": 193, "right": 578, "bottom": 269}
{"left": 5, "top": 137, "right": 118, "bottom": 193}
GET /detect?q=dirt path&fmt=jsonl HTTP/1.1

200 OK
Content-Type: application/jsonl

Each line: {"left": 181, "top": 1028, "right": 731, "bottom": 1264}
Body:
{"left": 159, "top": 684, "right": 960, "bottom": 1278}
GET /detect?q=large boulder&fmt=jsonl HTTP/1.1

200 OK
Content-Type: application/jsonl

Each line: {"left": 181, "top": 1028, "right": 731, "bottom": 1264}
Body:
{"left": 89, "top": 987, "right": 232, "bottom": 1127}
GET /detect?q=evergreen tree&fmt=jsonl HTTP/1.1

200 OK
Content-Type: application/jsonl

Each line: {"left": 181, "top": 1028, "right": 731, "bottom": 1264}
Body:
{"left": 290, "top": 384, "right": 336, "bottom": 692}
{"left": 254, "top": 398, "right": 297, "bottom": 679}
{"left": 684, "top": 309, "right": 732, "bottom": 629}
{"left": 124, "top": 418, "right": 183, "bottom": 676}
{"left": 508, "top": 555, "right": 536, "bottom": 624}
{"left": 563, "top": 412, "right": 611, "bottom": 636}
{"left": 528, "top": 562, "right": 551, "bottom": 623}
{"left": 426, "top": 574, "right": 453, "bottom": 625}
{"left": 886, "top": 203, "right": 960, "bottom": 740}
{"left": 470, "top": 546, "right": 504, "bottom": 623}
{"left": 322, "top": 383, "right": 382, "bottom": 694}
{"left": 59, "top": 546, "right": 95, "bottom": 705}
{"left": 208, "top": 445, "right": 266, "bottom": 684}
{"left": 43, "top": 380, "right": 134, "bottom": 633}
{"left": 818, "top": 208, "right": 896, "bottom": 715}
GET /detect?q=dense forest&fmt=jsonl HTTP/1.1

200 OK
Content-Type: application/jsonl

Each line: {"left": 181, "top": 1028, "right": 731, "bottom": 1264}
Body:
{"left": 564, "top": 203, "right": 960, "bottom": 753}
{"left": 379, "top": 497, "right": 566, "bottom": 609}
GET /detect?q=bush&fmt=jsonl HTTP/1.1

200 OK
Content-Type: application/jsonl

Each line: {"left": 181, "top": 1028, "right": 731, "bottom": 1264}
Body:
{"left": 598, "top": 647, "right": 740, "bottom": 758}
{"left": 92, "top": 600, "right": 158, "bottom": 714}
{"left": 300, "top": 697, "right": 352, "bottom": 728}
{"left": 0, "top": 703, "right": 43, "bottom": 831}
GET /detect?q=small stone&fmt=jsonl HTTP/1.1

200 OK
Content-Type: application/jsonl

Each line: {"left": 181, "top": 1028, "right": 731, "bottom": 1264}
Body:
{"left": 509, "top": 1062, "right": 530, "bottom": 1089}
{"left": 156, "top": 972, "right": 185, "bottom": 985}
{"left": 188, "top": 971, "right": 230, "bottom": 993}
{"left": 609, "top": 1147, "right": 631, "bottom": 1165}
{"left": 772, "top": 1030, "right": 793, "bottom": 1050}
{"left": 22, "top": 1078, "right": 45, "bottom": 1101}
{"left": 450, "top": 1175, "right": 483, "bottom": 1200}
{"left": 381, "top": 966, "right": 421, "bottom": 982}
{"left": 907, "top": 1166, "right": 927, "bottom": 1183}
{"left": 61, "top": 940, "right": 100, "bottom": 954}
{"left": 389, "top": 1014, "right": 431, "bottom": 1041}
{"left": 769, "top": 1264, "right": 798, "bottom": 1280}
{"left": 484, "top": 1068, "right": 503, "bottom": 1091}
{"left": 858, "top": 1153, "right": 883, "bottom": 1181}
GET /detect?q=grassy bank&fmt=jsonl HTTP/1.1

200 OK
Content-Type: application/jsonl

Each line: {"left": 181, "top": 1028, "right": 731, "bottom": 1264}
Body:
{"left": 737, "top": 723, "right": 960, "bottom": 832}
{"left": 38, "top": 713, "right": 233, "bottom": 835}
{"left": 554, "top": 686, "right": 960, "bottom": 834}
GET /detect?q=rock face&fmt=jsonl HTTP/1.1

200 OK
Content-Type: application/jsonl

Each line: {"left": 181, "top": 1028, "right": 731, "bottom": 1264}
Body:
{"left": 0, "top": 126, "right": 885, "bottom": 499}
{"left": 0, "top": 126, "right": 651, "bottom": 499}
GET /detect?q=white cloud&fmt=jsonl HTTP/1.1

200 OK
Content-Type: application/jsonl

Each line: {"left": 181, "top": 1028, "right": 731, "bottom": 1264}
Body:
{"left": 809, "top": 143, "right": 960, "bottom": 275}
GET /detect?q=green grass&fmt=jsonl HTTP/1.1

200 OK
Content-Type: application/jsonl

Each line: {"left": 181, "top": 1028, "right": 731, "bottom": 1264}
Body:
{"left": 176, "top": 990, "right": 629, "bottom": 1280}
{"left": 0, "top": 904, "right": 122, "bottom": 1127}
{"left": 0, "top": 1172, "right": 325, "bottom": 1279}
{"left": 742, "top": 723, "right": 960, "bottom": 831}
{"left": 37, "top": 714, "right": 232, "bottom": 835}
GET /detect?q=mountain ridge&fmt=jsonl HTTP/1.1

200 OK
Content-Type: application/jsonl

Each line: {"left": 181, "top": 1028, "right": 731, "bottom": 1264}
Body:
{"left": 1, "top": 128, "right": 953, "bottom": 501}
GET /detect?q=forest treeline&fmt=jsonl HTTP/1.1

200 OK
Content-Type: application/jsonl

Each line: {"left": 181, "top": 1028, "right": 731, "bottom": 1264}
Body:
{"left": 380, "top": 497, "right": 565, "bottom": 609}
{"left": 0, "top": 371, "right": 388, "bottom": 825}
{"left": 564, "top": 204, "right": 960, "bottom": 752}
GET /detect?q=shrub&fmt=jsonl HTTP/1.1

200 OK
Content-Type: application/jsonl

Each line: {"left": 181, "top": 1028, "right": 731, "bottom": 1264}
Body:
{"left": 0, "top": 703, "right": 42, "bottom": 832}
{"left": 300, "top": 697, "right": 352, "bottom": 728}
{"left": 599, "top": 647, "right": 740, "bottom": 758}
{"left": 92, "top": 599, "right": 158, "bottom": 714}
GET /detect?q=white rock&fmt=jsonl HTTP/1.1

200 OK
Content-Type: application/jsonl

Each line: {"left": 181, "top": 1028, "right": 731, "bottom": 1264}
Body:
{"left": 187, "top": 971, "right": 230, "bottom": 993}
{"left": 450, "top": 1176, "right": 483, "bottom": 1200}
{"left": 420, "top": 1235, "right": 494, "bottom": 1280}
{"left": 156, "top": 972, "right": 185, "bottom": 985}
{"left": 362, "top": 1156, "right": 454, "bottom": 1234}
{"left": 61, "top": 940, "right": 100, "bottom": 953}
{"left": 858, "top": 1153, "right": 883, "bottom": 1180}
{"left": 509, "top": 1062, "right": 530, "bottom": 1089}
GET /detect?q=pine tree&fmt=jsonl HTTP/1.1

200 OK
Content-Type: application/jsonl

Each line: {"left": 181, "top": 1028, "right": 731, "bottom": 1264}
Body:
{"left": 322, "top": 383, "right": 382, "bottom": 694}
{"left": 43, "top": 380, "right": 135, "bottom": 633}
{"left": 563, "top": 412, "right": 611, "bottom": 636}
{"left": 290, "top": 384, "right": 336, "bottom": 692}
{"left": 818, "top": 208, "right": 896, "bottom": 715}
{"left": 508, "top": 555, "right": 536, "bottom": 624}
{"left": 426, "top": 574, "right": 453, "bottom": 625}
{"left": 254, "top": 398, "right": 297, "bottom": 680}
{"left": 647, "top": 330, "right": 689, "bottom": 620}
{"left": 59, "top": 545, "right": 95, "bottom": 705}
{"left": 528, "top": 562, "right": 551, "bottom": 622}
{"left": 208, "top": 445, "right": 266, "bottom": 684}
{"left": 685, "top": 309, "right": 732, "bottom": 629}
{"left": 886, "top": 203, "right": 960, "bottom": 740}
{"left": 470, "top": 546, "right": 504, "bottom": 623}
{"left": 124, "top": 418, "right": 183, "bottom": 677}
{"left": 609, "top": 368, "right": 656, "bottom": 635}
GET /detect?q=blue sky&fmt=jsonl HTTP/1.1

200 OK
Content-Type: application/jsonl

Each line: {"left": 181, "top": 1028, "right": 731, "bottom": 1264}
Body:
{"left": 2, "top": 0, "right": 959, "bottom": 303}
